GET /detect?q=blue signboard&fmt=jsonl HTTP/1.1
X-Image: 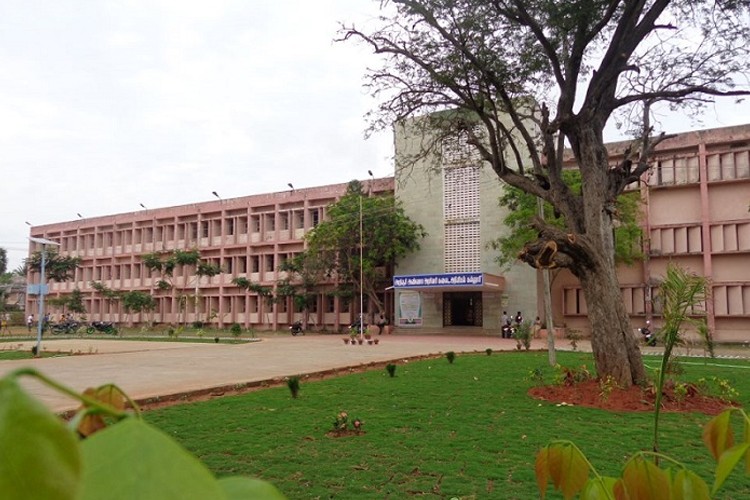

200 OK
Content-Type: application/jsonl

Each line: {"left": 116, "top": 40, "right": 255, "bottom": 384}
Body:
{"left": 26, "top": 284, "right": 49, "bottom": 295}
{"left": 393, "top": 272, "right": 484, "bottom": 288}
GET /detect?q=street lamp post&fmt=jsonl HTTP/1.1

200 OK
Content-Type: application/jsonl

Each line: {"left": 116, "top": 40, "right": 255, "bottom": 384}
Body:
{"left": 359, "top": 193, "right": 364, "bottom": 340}
{"left": 29, "top": 237, "right": 60, "bottom": 356}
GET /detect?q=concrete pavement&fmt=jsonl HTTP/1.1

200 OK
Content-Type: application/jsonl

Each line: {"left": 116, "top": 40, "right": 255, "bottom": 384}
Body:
{"left": 1, "top": 334, "right": 747, "bottom": 413}
{"left": 0, "top": 335, "right": 556, "bottom": 412}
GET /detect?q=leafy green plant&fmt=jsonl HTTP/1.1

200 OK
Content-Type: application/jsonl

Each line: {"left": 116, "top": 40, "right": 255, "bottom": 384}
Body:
{"left": 536, "top": 408, "right": 750, "bottom": 499}
{"left": 528, "top": 367, "right": 545, "bottom": 386}
{"left": 485, "top": 348, "right": 493, "bottom": 356}
{"left": 287, "top": 376, "right": 300, "bottom": 399}
{"left": 0, "top": 368, "right": 285, "bottom": 499}
{"left": 445, "top": 351, "right": 456, "bottom": 364}
{"left": 598, "top": 375, "right": 619, "bottom": 402}
{"left": 513, "top": 320, "right": 533, "bottom": 351}
{"left": 553, "top": 364, "right": 592, "bottom": 386}
{"left": 230, "top": 323, "right": 242, "bottom": 337}
{"left": 565, "top": 329, "right": 582, "bottom": 352}
{"left": 697, "top": 376, "right": 740, "bottom": 403}
{"left": 332, "top": 411, "right": 349, "bottom": 431}
{"left": 652, "top": 263, "right": 711, "bottom": 456}
{"left": 386, "top": 364, "right": 397, "bottom": 377}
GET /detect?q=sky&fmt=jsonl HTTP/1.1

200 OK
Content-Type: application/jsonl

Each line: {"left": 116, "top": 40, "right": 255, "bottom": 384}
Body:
{"left": 2, "top": 1, "right": 749, "bottom": 271}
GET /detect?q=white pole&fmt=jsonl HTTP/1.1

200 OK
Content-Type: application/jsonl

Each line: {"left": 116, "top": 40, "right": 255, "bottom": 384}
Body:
{"left": 359, "top": 194, "right": 364, "bottom": 339}
{"left": 35, "top": 246, "right": 47, "bottom": 356}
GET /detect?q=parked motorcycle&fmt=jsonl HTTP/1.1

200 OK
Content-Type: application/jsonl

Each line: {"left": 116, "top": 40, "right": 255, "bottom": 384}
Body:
{"left": 51, "top": 321, "right": 82, "bottom": 335}
{"left": 501, "top": 324, "right": 516, "bottom": 339}
{"left": 639, "top": 322, "right": 657, "bottom": 346}
{"left": 289, "top": 321, "right": 303, "bottom": 336}
{"left": 87, "top": 321, "right": 119, "bottom": 335}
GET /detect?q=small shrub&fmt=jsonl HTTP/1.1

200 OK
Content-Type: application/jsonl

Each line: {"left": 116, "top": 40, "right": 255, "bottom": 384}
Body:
{"left": 673, "top": 381, "right": 689, "bottom": 403}
{"left": 513, "top": 321, "right": 533, "bottom": 351}
{"left": 230, "top": 323, "right": 242, "bottom": 337}
{"left": 553, "top": 364, "right": 592, "bottom": 386}
{"left": 527, "top": 367, "right": 545, "bottom": 385}
{"left": 192, "top": 321, "right": 204, "bottom": 329}
{"left": 697, "top": 376, "right": 739, "bottom": 403}
{"left": 386, "top": 364, "right": 397, "bottom": 377}
{"left": 598, "top": 375, "right": 620, "bottom": 402}
{"left": 485, "top": 348, "right": 493, "bottom": 356}
{"left": 445, "top": 351, "right": 456, "bottom": 364}
{"left": 565, "top": 328, "right": 582, "bottom": 351}
{"left": 287, "top": 376, "right": 301, "bottom": 399}
{"left": 333, "top": 411, "right": 348, "bottom": 431}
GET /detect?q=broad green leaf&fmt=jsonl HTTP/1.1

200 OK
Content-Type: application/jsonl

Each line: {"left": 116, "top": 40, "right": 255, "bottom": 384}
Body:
{"left": 535, "top": 447, "right": 550, "bottom": 499}
{"left": 79, "top": 418, "right": 225, "bottom": 500}
{"left": 218, "top": 477, "right": 286, "bottom": 499}
{"left": 702, "top": 410, "right": 733, "bottom": 461}
{"left": 620, "top": 456, "right": 670, "bottom": 499}
{"left": 0, "top": 376, "right": 82, "bottom": 500}
{"left": 744, "top": 415, "right": 750, "bottom": 474}
{"left": 712, "top": 442, "right": 750, "bottom": 496}
{"left": 671, "top": 469, "right": 710, "bottom": 500}
{"left": 543, "top": 443, "right": 589, "bottom": 499}
{"left": 580, "top": 476, "right": 616, "bottom": 500}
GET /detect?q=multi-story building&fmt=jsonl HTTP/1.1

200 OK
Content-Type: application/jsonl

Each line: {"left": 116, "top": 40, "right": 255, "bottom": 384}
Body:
{"left": 26, "top": 124, "right": 750, "bottom": 341}
{"left": 554, "top": 124, "right": 750, "bottom": 342}
{"left": 26, "top": 179, "right": 393, "bottom": 331}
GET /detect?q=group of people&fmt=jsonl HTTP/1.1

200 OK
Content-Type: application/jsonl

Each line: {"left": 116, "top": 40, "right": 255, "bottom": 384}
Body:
{"left": 500, "top": 311, "right": 524, "bottom": 338}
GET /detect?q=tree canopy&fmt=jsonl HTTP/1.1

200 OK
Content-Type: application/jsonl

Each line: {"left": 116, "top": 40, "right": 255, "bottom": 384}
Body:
{"left": 342, "top": 0, "right": 750, "bottom": 386}
{"left": 305, "top": 180, "right": 426, "bottom": 315}
{"left": 25, "top": 249, "right": 81, "bottom": 282}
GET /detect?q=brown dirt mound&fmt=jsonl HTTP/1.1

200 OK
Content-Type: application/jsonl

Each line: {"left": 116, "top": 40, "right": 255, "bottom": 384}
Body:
{"left": 528, "top": 379, "right": 735, "bottom": 415}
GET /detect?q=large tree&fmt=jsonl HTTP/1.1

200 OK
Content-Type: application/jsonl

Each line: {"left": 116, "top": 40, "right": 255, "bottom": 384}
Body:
{"left": 306, "top": 180, "right": 426, "bottom": 318}
{"left": 343, "top": 0, "right": 750, "bottom": 386}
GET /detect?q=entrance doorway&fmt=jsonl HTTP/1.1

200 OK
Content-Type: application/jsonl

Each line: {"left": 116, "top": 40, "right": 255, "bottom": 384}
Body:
{"left": 443, "top": 292, "right": 482, "bottom": 326}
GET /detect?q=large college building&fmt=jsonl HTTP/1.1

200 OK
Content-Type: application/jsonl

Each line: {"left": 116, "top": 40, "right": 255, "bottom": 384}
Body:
{"left": 26, "top": 123, "right": 750, "bottom": 341}
{"left": 26, "top": 179, "right": 393, "bottom": 332}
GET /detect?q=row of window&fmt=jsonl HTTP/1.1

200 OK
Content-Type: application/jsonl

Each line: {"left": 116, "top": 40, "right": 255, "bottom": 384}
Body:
{"left": 43, "top": 208, "right": 324, "bottom": 254}
{"left": 654, "top": 147, "right": 750, "bottom": 186}
{"left": 650, "top": 222, "right": 750, "bottom": 255}
{"left": 564, "top": 283, "right": 750, "bottom": 317}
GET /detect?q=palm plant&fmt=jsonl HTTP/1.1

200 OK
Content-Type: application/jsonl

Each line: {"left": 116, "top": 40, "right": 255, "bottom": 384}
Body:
{"left": 652, "top": 263, "right": 710, "bottom": 457}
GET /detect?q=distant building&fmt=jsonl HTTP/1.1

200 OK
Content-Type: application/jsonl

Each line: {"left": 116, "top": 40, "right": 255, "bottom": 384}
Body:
{"left": 554, "top": 124, "right": 750, "bottom": 342}
{"left": 25, "top": 179, "right": 392, "bottom": 331}
{"left": 26, "top": 124, "right": 750, "bottom": 341}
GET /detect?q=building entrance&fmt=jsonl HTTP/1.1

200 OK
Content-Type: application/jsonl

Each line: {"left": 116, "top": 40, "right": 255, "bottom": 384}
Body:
{"left": 443, "top": 292, "right": 482, "bottom": 327}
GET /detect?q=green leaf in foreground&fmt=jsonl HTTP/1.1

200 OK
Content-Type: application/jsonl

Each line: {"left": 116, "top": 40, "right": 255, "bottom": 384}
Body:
{"left": 0, "top": 377, "right": 82, "bottom": 500}
{"left": 79, "top": 418, "right": 224, "bottom": 500}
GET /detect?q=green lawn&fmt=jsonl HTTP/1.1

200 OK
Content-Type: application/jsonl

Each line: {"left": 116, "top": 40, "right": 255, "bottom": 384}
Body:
{"left": 146, "top": 351, "right": 750, "bottom": 499}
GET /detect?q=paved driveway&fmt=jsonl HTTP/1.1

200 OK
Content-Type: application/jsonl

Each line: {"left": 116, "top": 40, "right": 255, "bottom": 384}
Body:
{"left": 1, "top": 335, "right": 553, "bottom": 413}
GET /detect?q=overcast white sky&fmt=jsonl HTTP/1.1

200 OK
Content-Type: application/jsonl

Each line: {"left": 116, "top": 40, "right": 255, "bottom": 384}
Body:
{"left": 2, "top": 1, "right": 749, "bottom": 271}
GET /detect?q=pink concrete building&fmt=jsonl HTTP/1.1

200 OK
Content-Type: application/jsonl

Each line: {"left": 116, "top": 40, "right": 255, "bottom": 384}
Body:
{"left": 554, "top": 124, "right": 750, "bottom": 341}
{"left": 26, "top": 179, "right": 393, "bottom": 331}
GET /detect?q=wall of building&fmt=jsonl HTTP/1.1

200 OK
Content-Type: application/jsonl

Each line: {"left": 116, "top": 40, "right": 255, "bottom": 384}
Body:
{"left": 552, "top": 124, "right": 750, "bottom": 342}
{"left": 26, "top": 179, "right": 393, "bottom": 331}
{"left": 392, "top": 118, "right": 538, "bottom": 333}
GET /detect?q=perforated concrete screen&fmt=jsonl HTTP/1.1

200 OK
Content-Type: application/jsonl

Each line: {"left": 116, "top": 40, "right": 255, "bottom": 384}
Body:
{"left": 442, "top": 132, "right": 481, "bottom": 273}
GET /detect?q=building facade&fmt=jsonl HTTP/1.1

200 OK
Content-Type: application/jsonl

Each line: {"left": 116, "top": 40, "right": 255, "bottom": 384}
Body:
{"left": 554, "top": 124, "right": 750, "bottom": 342}
{"left": 25, "top": 124, "right": 750, "bottom": 340}
{"left": 391, "top": 119, "right": 539, "bottom": 333}
{"left": 26, "top": 179, "right": 393, "bottom": 331}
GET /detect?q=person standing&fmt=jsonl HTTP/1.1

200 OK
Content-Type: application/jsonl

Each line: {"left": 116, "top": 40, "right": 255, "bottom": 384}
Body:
{"left": 515, "top": 311, "right": 523, "bottom": 326}
{"left": 27, "top": 314, "right": 34, "bottom": 333}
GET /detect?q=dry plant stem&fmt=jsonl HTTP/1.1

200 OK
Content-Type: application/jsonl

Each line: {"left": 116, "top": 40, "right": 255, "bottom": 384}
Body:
{"left": 8, "top": 367, "right": 140, "bottom": 418}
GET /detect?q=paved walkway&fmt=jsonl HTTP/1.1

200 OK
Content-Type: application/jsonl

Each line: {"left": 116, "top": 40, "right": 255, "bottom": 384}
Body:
{"left": 1, "top": 335, "right": 747, "bottom": 413}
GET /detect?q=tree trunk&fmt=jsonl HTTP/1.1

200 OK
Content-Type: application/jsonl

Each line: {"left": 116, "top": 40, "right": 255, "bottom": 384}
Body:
{"left": 577, "top": 253, "right": 646, "bottom": 388}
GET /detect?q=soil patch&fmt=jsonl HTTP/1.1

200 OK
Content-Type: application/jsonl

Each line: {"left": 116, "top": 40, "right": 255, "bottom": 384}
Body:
{"left": 529, "top": 379, "right": 736, "bottom": 415}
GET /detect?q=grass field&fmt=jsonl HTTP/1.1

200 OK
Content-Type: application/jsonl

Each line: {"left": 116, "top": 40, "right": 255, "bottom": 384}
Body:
{"left": 146, "top": 351, "right": 750, "bottom": 499}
